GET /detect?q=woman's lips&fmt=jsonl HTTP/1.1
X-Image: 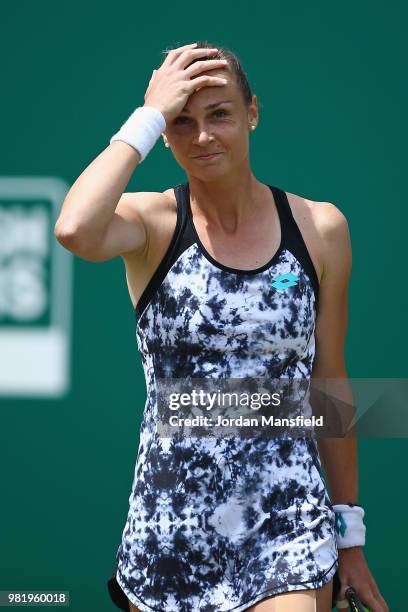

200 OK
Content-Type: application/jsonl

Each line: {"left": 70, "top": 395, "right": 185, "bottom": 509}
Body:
{"left": 193, "top": 153, "right": 222, "bottom": 160}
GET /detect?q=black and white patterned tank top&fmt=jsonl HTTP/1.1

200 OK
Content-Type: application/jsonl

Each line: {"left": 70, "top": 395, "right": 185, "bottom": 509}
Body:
{"left": 108, "top": 182, "right": 339, "bottom": 612}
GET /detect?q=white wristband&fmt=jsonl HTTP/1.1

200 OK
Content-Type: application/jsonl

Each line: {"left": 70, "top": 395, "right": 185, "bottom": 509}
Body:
{"left": 110, "top": 106, "right": 166, "bottom": 162}
{"left": 333, "top": 504, "right": 366, "bottom": 548}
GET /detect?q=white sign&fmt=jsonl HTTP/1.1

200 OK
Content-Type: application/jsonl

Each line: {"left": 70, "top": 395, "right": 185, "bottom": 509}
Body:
{"left": 0, "top": 177, "right": 73, "bottom": 397}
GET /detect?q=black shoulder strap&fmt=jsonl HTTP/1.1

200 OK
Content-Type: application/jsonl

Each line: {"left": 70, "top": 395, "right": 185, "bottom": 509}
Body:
{"left": 270, "top": 185, "right": 319, "bottom": 299}
{"left": 135, "top": 183, "right": 194, "bottom": 318}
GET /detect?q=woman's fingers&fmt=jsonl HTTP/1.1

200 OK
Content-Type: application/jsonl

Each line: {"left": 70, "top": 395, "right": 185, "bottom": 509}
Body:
{"left": 363, "top": 590, "right": 389, "bottom": 612}
{"left": 347, "top": 583, "right": 389, "bottom": 612}
{"left": 173, "top": 46, "right": 220, "bottom": 69}
{"left": 162, "top": 42, "right": 198, "bottom": 66}
{"left": 367, "top": 581, "right": 390, "bottom": 612}
{"left": 187, "top": 74, "right": 228, "bottom": 93}
{"left": 184, "top": 58, "right": 228, "bottom": 78}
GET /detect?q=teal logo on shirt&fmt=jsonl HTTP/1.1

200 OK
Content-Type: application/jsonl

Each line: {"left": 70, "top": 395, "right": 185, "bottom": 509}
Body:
{"left": 271, "top": 273, "right": 299, "bottom": 292}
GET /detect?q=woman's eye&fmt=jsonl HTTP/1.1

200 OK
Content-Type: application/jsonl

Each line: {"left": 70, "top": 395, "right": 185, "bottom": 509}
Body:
{"left": 173, "top": 109, "right": 228, "bottom": 125}
{"left": 174, "top": 116, "right": 190, "bottom": 125}
{"left": 213, "top": 109, "right": 227, "bottom": 117}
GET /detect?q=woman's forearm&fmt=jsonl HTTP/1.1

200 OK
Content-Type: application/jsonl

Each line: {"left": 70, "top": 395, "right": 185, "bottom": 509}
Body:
{"left": 317, "top": 436, "right": 359, "bottom": 504}
{"left": 55, "top": 142, "right": 141, "bottom": 248}
{"left": 314, "top": 373, "right": 359, "bottom": 505}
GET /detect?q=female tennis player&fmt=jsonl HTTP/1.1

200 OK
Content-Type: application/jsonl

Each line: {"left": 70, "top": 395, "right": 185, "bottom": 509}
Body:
{"left": 54, "top": 41, "right": 389, "bottom": 612}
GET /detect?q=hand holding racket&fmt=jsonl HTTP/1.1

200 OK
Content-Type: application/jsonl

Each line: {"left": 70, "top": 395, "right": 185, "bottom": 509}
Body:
{"left": 332, "top": 547, "right": 390, "bottom": 611}
{"left": 334, "top": 584, "right": 371, "bottom": 611}
{"left": 345, "top": 586, "right": 371, "bottom": 611}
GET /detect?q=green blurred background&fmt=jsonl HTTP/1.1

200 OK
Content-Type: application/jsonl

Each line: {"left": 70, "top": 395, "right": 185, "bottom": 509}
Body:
{"left": 1, "top": 0, "right": 407, "bottom": 609}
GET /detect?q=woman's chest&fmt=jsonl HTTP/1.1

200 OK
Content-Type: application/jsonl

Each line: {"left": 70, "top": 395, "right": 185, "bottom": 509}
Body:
{"left": 138, "top": 246, "right": 317, "bottom": 359}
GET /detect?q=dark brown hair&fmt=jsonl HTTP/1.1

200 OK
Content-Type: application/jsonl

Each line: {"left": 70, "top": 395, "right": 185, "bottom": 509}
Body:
{"left": 162, "top": 40, "right": 253, "bottom": 106}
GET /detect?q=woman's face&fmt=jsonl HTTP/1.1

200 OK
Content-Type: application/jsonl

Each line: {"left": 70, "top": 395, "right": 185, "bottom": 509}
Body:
{"left": 163, "top": 67, "right": 258, "bottom": 178}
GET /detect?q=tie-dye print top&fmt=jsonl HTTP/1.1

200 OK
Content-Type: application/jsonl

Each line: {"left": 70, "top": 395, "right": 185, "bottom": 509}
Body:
{"left": 107, "top": 182, "right": 339, "bottom": 612}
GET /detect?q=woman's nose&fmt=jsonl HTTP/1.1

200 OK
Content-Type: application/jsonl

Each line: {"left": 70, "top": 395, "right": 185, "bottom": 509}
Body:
{"left": 194, "top": 127, "right": 215, "bottom": 145}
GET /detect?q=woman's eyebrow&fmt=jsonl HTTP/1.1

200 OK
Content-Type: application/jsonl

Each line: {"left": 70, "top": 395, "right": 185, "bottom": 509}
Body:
{"left": 181, "top": 100, "right": 233, "bottom": 113}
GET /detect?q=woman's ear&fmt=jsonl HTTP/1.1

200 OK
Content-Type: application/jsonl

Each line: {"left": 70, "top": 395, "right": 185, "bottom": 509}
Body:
{"left": 248, "top": 94, "right": 259, "bottom": 132}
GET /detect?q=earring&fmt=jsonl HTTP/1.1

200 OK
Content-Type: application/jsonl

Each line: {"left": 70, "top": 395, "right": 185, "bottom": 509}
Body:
{"left": 164, "top": 140, "right": 170, "bottom": 148}
{"left": 250, "top": 125, "right": 256, "bottom": 131}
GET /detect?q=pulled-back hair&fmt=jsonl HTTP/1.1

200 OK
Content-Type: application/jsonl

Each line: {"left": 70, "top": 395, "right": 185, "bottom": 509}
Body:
{"left": 161, "top": 40, "right": 253, "bottom": 106}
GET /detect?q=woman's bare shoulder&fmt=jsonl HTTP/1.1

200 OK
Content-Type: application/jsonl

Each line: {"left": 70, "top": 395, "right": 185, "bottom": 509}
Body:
{"left": 119, "top": 188, "right": 177, "bottom": 232}
{"left": 122, "top": 188, "right": 176, "bottom": 212}
{"left": 286, "top": 189, "right": 349, "bottom": 238}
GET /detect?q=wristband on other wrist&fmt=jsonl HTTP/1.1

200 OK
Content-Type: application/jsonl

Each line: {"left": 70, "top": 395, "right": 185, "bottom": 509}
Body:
{"left": 333, "top": 503, "right": 366, "bottom": 549}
